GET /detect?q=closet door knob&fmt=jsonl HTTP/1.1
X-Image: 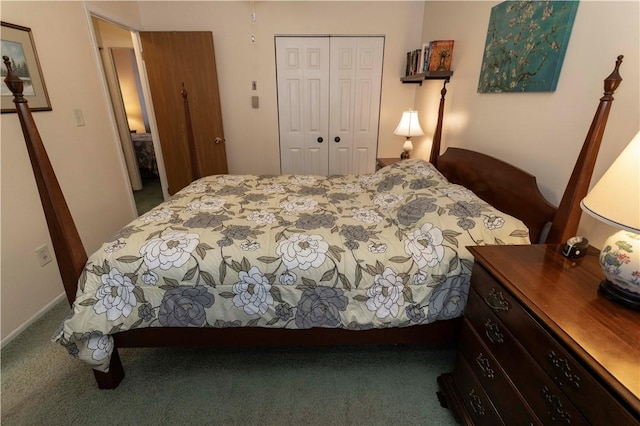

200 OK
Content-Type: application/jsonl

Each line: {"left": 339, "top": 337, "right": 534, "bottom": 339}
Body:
{"left": 317, "top": 137, "right": 323, "bottom": 143}
{"left": 334, "top": 136, "right": 340, "bottom": 143}
{"left": 214, "top": 137, "right": 224, "bottom": 144}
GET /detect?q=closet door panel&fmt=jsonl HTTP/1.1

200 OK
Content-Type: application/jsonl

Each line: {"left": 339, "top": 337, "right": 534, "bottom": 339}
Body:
{"left": 356, "top": 80, "right": 373, "bottom": 133}
{"left": 333, "top": 147, "right": 351, "bottom": 175}
{"left": 352, "top": 38, "right": 383, "bottom": 175}
{"left": 285, "top": 148, "right": 304, "bottom": 175}
{"left": 328, "top": 38, "right": 356, "bottom": 175}
{"left": 328, "top": 37, "right": 383, "bottom": 175}
{"left": 307, "top": 148, "right": 324, "bottom": 176}
{"left": 353, "top": 147, "right": 371, "bottom": 175}
{"left": 277, "top": 36, "right": 382, "bottom": 176}
{"left": 277, "top": 37, "right": 329, "bottom": 175}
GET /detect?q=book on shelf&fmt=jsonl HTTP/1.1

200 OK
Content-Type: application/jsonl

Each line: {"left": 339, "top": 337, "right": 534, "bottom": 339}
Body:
{"left": 427, "top": 40, "right": 454, "bottom": 72}
{"left": 420, "top": 42, "right": 431, "bottom": 74}
{"left": 405, "top": 50, "right": 412, "bottom": 75}
{"left": 405, "top": 48, "right": 423, "bottom": 75}
{"left": 405, "top": 40, "right": 454, "bottom": 77}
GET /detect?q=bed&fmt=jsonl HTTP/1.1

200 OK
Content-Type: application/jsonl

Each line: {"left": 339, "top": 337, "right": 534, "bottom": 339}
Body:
{"left": 131, "top": 132, "right": 158, "bottom": 175}
{"left": 3, "top": 54, "right": 624, "bottom": 389}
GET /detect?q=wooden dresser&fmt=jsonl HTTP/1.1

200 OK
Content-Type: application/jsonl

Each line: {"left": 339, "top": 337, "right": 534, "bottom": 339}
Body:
{"left": 437, "top": 244, "right": 640, "bottom": 425}
{"left": 375, "top": 157, "right": 402, "bottom": 170}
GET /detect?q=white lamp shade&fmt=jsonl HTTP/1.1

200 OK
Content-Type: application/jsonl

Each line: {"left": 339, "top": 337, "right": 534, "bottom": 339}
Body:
{"left": 393, "top": 110, "right": 424, "bottom": 137}
{"left": 581, "top": 131, "right": 640, "bottom": 233}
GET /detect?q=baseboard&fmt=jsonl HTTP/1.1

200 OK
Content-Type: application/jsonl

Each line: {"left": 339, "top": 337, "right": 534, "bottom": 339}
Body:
{"left": 1, "top": 292, "right": 66, "bottom": 349}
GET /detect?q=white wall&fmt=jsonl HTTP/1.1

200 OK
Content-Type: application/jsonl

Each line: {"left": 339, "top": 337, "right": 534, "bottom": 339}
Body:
{"left": 136, "top": 1, "right": 425, "bottom": 174}
{"left": 415, "top": 1, "right": 639, "bottom": 248}
{"left": 0, "top": 1, "right": 140, "bottom": 342}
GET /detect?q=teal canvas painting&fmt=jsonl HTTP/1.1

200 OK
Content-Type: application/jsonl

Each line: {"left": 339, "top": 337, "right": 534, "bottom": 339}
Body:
{"left": 478, "top": 1, "right": 579, "bottom": 93}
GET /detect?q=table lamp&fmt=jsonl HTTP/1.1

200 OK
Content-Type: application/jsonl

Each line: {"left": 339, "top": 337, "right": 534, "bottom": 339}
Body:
{"left": 580, "top": 131, "right": 640, "bottom": 309}
{"left": 394, "top": 110, "right": 424, "bottom": 159}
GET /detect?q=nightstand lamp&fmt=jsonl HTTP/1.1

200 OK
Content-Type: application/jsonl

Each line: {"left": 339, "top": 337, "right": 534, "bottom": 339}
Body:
{"left": 394, "top": 110, "right": 424, "bottom": 159}
{"left": 581, "top": 131, "right": 640, "bottom": 309}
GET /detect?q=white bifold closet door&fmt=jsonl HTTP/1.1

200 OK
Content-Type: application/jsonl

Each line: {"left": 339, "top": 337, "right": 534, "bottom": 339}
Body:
{"left": 276, "top": 36, "right": 384, "bottom": 175}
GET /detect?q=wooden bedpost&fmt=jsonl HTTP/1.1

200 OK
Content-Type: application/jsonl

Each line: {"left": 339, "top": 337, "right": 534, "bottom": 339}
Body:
{"left": 3, "top": 56, "right": 86, "bottom": 306}
{"left": 545, "top": 55, "right": 623, "bottom": 244}
{"left": 181, "top": 82, "right": 201, "bottom": 182}
{"left": 4, "top": 56, "right": 125, "bottom": 389}
{"left": 429, "top": 79, "right": 449, "bottom": 167}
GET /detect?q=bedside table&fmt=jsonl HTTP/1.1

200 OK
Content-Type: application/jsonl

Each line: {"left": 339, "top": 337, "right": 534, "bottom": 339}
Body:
{"left": 376, "top": 157, "right": 402, "bottom": 170}
{"left": 437, "top": 244, "right": 640, "bottom": 425}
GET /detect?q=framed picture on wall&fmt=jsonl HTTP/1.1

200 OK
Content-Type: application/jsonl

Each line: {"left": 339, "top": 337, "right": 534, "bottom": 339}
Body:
{"left": 477, "top": 1, "right": 579, "bottom": 93}
{"left": 1, "top": 21, "right": 52, "bottom": 113}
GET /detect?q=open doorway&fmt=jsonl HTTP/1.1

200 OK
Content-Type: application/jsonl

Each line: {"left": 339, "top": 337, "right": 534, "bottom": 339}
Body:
{"left": 91, "top": 16, "right": 164, "bottom": 215}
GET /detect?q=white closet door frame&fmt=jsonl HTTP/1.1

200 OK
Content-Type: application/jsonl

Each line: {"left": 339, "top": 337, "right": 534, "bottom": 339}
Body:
{"left": 276, "top": 36, "right": 383, "bottom": 175}
{"left": 276, "top": 37, "right": 330, "bottom": 175}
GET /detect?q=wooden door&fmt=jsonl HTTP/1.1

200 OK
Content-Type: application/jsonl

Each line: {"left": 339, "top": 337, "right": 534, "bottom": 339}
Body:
{"left": 276, "top": 37, "right": 330, "bottom": 175}
{"left": 140, "top": 32, "right": 227, "bottom": 195}
{"left": 329, "top": 37, "right": 383, "bottom": 175}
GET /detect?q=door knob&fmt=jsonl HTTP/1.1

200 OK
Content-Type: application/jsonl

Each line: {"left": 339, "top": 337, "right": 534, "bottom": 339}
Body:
{"left": 317, "top": 137, "right": 323, "bottom": 143}
{"left": 334, "top": 136, "right": 340, "bottom": 143}
{"left": 214, "top": 137, "right": 224, "bottom": 144}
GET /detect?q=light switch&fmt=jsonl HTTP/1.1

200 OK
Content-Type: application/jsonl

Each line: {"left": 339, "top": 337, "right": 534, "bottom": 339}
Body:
{"left": 252, "top": 81, "right": 257, "bottom": 90}
{"left": 73, "top": 108, "right": 85, "bottom": 127}
{"left": 252, "top": 96, "right": 259, "bottom": 109}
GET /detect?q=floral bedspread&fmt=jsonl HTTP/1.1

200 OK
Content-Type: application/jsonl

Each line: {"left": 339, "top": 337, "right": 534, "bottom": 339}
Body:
{"left": 53, "top": 159, "right": 530, "bottom": 372}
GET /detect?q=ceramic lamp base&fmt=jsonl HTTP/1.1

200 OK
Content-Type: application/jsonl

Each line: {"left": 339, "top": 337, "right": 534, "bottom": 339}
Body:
{"left": 598, "top": 230, "right": 640, "bottom": 310}
{"left": 400, "top": 139, "right": 413, "bottom": 159}
{"left": 599, "top": 279, "right": 640, "bottom": 310}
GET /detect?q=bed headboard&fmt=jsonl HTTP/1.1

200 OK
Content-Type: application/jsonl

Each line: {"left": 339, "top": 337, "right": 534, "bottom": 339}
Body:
{"left": 428, "top": 56, "right": 624, "bottom": 244}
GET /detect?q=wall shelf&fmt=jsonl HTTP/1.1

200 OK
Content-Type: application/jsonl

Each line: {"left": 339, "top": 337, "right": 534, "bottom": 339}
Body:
{"left": 401, "top": 70, "right": 453, "bottom": 85}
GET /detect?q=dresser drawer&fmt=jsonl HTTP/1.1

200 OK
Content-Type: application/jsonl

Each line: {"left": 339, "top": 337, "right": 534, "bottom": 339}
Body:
{"left": 471, "top": 263, "right": 638, "bottom": 425}
{"left": 466, "top": 288, "right": 588, "bottom": 425}
{"left": 451, "top": 351, "right": 504, "bottom": 426}
{"left": 458, "top": 320, "right": 540, "bottom": 425}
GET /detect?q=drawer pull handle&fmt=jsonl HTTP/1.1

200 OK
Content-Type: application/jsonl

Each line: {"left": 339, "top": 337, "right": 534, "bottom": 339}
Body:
{"left": 468, "top": 389, "right": 486, "bottom": 415}
{"left": 484, "top": 319, "right": 504, "bottom": 344}
{"left": 548, "top": 351, "right": 581, "bottom": 390}
{"left": 542, "top": 386, "right": 572, "bottom": 424}
{"left": 485, "top": 288, "right": 510, "bottom": 312}
{"left": 475, "top": 352, "right": 495, "bottom": 379}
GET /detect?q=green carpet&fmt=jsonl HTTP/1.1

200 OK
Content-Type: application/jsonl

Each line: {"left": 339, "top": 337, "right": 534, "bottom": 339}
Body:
{"left": 1, "top": 299, "right": 458, "bottom": 425}
{"left": 133, "top": 172, "right": 164, "bottom": 215}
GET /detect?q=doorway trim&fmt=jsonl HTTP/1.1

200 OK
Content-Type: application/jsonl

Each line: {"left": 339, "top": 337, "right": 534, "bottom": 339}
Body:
{"left": 100, "top": 45, "right": 143, "bottom": 191}
{"left": 82, "top": 4, "right": 170, "bottom": 212}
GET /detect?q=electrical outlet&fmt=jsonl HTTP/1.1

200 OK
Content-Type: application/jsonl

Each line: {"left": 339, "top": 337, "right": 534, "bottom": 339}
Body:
{"left": 35, "top": 245, "right": 53, "bottom": 267}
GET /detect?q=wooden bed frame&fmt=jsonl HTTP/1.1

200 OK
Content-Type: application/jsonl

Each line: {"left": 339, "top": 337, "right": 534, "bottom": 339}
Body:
{"left": 3, "top": 55, "right": 623, "bottom": 389}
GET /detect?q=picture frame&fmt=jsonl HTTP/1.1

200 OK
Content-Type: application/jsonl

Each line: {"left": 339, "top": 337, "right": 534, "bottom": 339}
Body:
{"left": 477, "top": 1, "right": 579, "bottom": 93}
{"left": 1, "top": 21, "right": 51, "bottom": 113}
